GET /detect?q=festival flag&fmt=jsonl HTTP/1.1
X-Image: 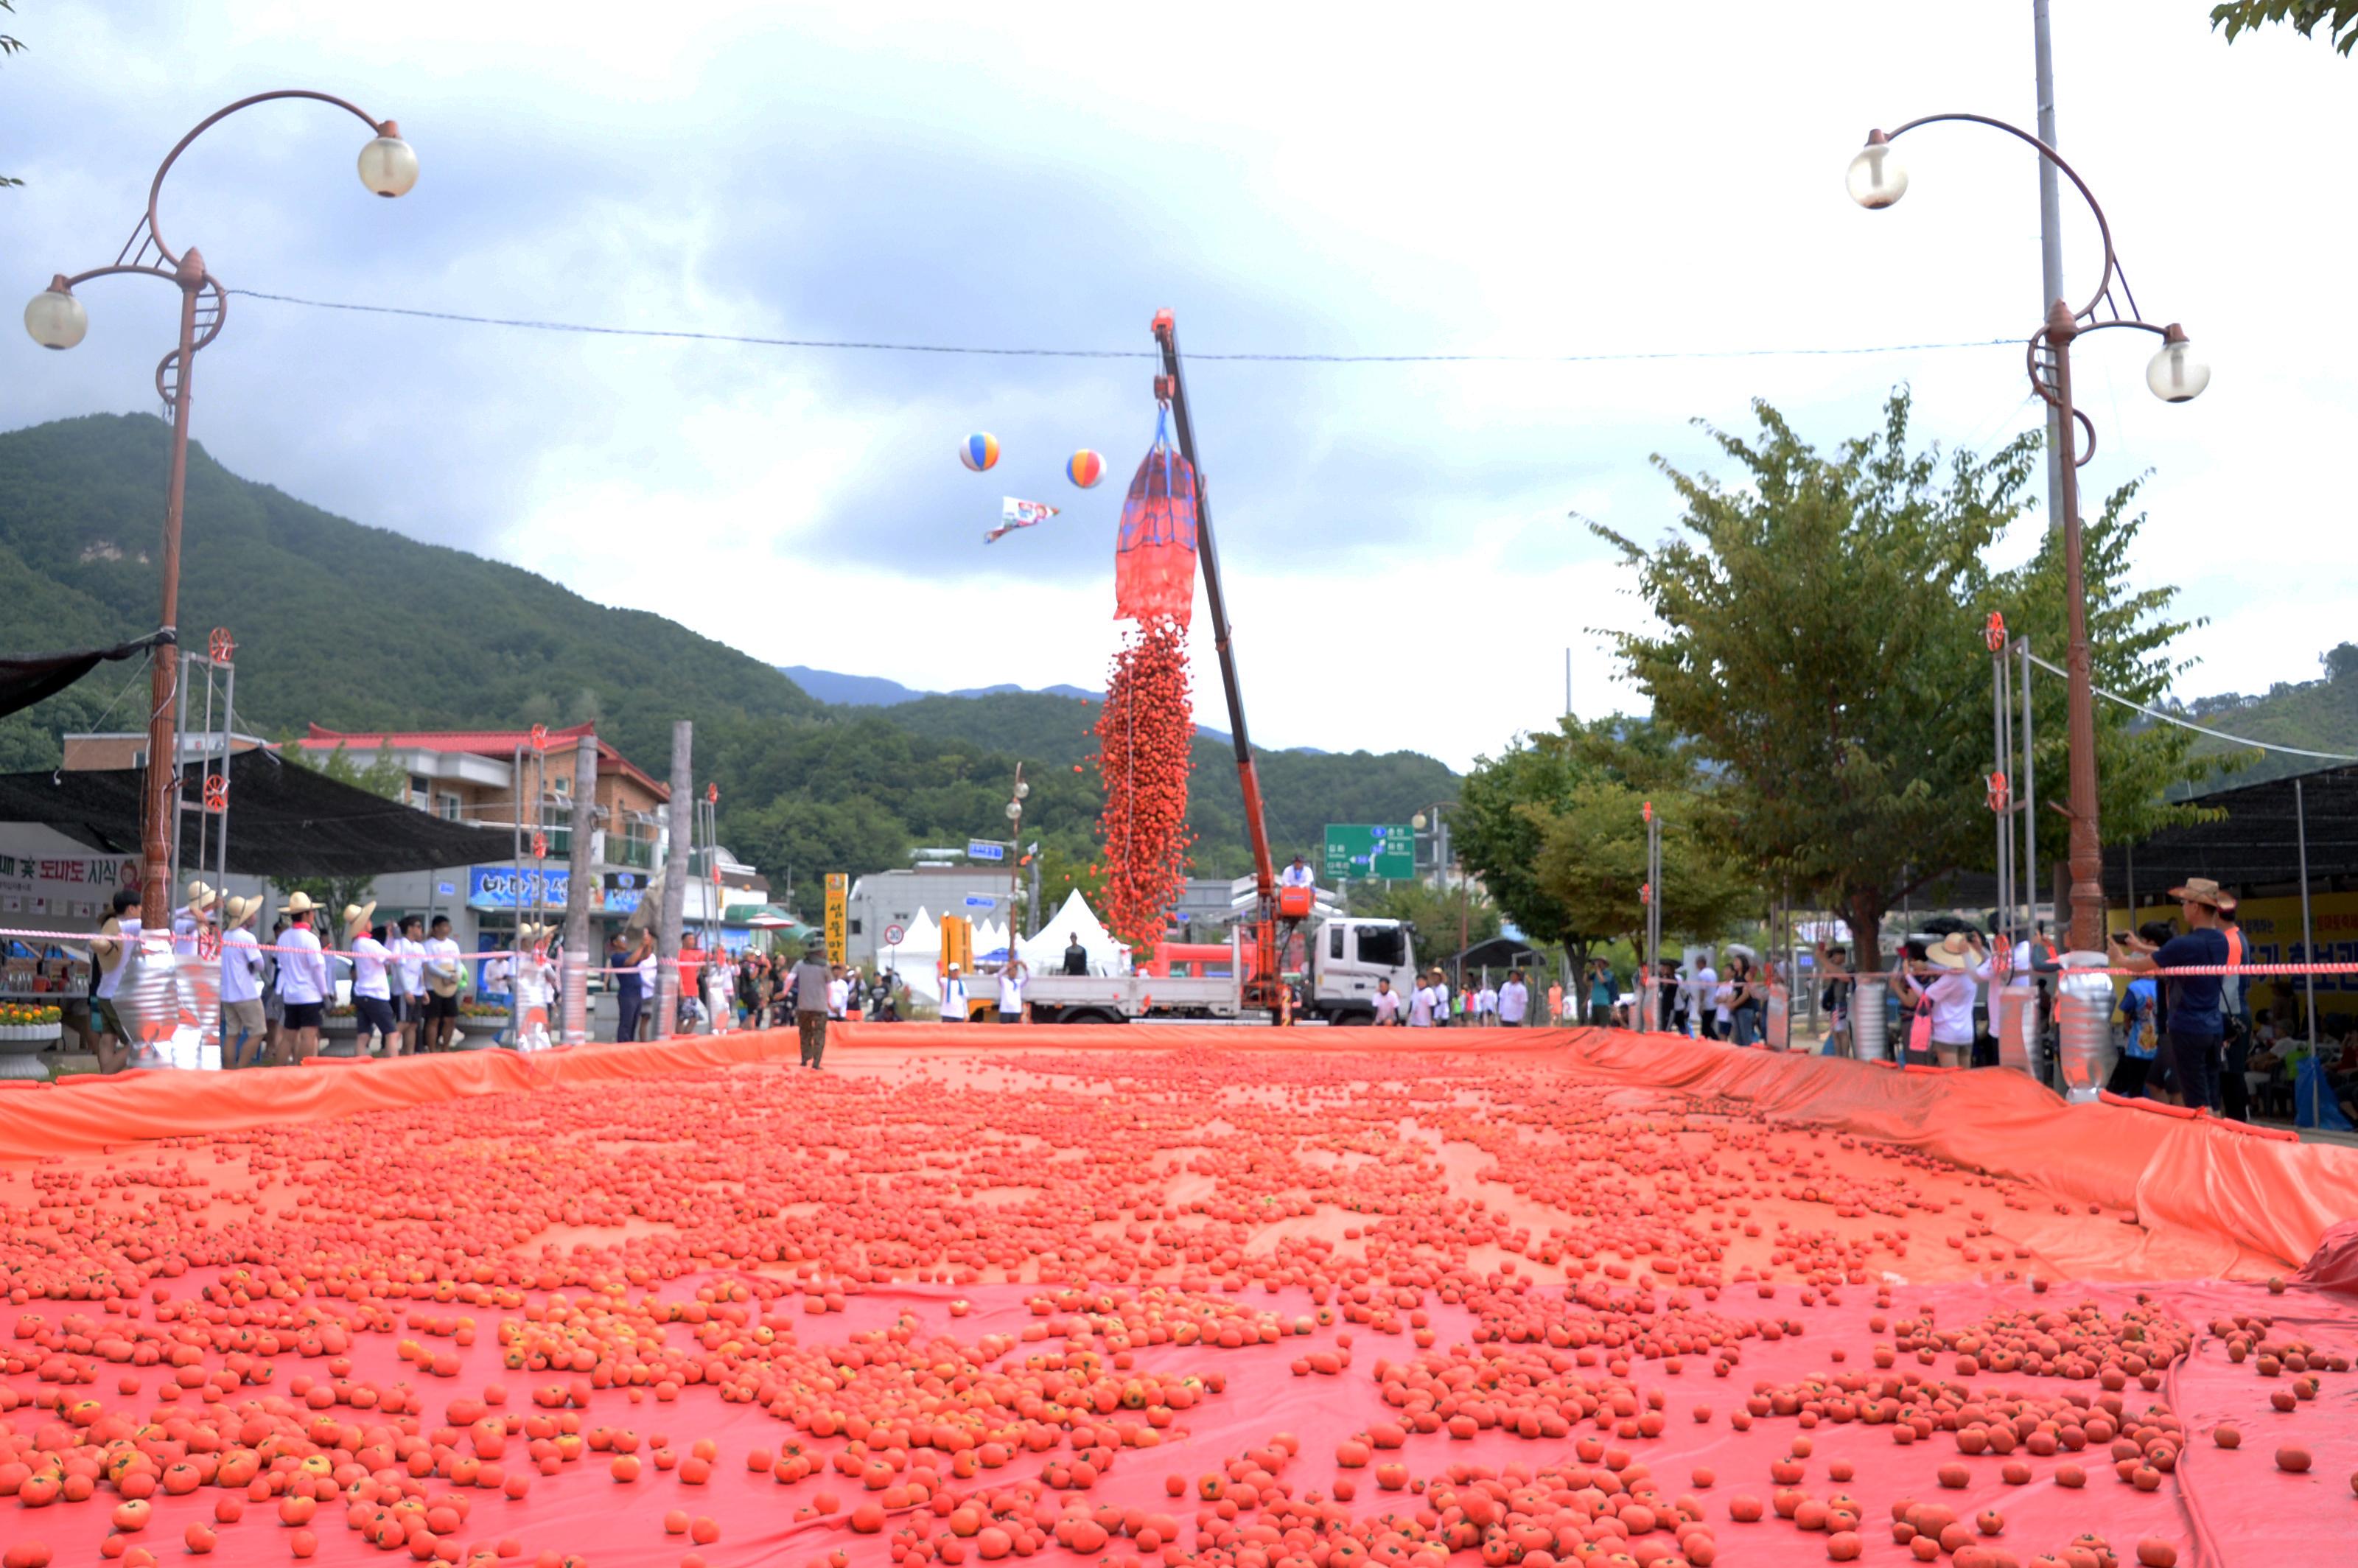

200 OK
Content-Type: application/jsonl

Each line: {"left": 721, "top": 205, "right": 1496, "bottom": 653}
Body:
{"left": 984, "top": 496, "right": 1059, "bottom": 545}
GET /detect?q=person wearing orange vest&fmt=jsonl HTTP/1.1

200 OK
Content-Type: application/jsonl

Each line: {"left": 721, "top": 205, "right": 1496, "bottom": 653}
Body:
{"left": 2217, "top": 896, "right": 2253, "bottom": 1121}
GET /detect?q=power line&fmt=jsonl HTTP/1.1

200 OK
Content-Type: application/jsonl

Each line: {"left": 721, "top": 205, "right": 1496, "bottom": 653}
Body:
{"left": 2021, "top": 648, "right": 2358, "bottom": 762}
{"left": 228, "top": 288, "right": 2017, "bottom": 366}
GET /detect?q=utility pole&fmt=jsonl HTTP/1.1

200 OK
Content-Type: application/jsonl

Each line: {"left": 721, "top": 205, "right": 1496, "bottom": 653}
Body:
{"left": 654, "top": 721, "right": 691, "bottom": 1037}
{"left": 561, "top": 732, "right": 597, "bottom": 1044}
{"left": 2033, "top": 0, "right": 2068, "bottom": 538}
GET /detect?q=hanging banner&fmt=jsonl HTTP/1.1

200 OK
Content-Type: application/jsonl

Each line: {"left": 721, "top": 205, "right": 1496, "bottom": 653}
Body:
{"left": 1113, "top": 407, "right": 1198, "bottom": 626}
{"left": 825, "top": 873, "right": 847, "bottom": 967}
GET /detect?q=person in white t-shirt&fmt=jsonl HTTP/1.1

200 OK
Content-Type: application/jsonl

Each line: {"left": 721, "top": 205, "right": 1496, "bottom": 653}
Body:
{"left": 220, "top": 895, "right": 267, "bottom": 1069}
{"left": 1687, "top": 960, "right": 1719, "bottom": 1040}
{"left": 996, "top": 959, "right": 1026, "bottom": 1023}
{"left": 391, "top": 915, "right": 427, "bottom": 1055}
{"left": 827, "top": 967, "right": 851, "bottom": 1021}
{"left": 344, "top": 901, "right": 399, "bottom": 1057}
{"left": 1279, "top": 855, "right": 1315, "bottom": 889}
{"left": 1497, "top": 971, "right": 1529, "bottom": 1028}
{"left": 1409, "top": 977, "right": 1435, "bottom": 1027}
{"left": 88, "top": 887, "right": 143, "bottom": 1075}
{"left": 275, "top": 892, "right": 329, "bottom": 1060}
{"left": 421, "top": 916, "right": 464, "bottom": 1052}
{"left": 941, "top": 963, "right": 969, "bottom": 1023}
{"left": 1475, "top": 982, "right": 1499, "bottom": 1026}
{"left": 1430, "top": 974, "right": 1452, "bottom": 1028}
{"left": 511, "top": 923, "right": 557, "bottom": 1050}
{"left": 1372, "top": 977, "right": 1403, "bottom": 1026}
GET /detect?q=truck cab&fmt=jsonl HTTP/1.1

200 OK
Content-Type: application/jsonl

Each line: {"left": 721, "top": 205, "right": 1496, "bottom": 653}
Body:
{"left": 1304, "top": 917, "right": 1416, "bottom": 1026}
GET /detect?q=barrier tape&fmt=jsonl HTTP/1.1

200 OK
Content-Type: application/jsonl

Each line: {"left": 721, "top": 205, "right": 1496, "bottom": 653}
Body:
{"left": 0, "top": 926, "right": 760, "bottom": 977}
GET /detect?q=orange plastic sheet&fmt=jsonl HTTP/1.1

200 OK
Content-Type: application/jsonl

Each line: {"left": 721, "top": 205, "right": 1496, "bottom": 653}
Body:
{"left": 6, "top": 1023, "right": 2356, "bottom": 1274}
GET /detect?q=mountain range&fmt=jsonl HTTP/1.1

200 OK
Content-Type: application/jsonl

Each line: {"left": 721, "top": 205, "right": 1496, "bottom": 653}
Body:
{"left": 0, "top": 414, "right": 1452, "bottom": 888}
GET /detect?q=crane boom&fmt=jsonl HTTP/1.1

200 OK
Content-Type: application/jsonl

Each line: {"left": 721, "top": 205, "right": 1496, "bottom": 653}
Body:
{"left": 1151, "top": 309, "right": 1284, "bottom": 1010}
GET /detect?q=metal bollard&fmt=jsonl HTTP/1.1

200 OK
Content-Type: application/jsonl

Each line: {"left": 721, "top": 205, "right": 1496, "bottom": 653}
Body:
{"left": 1852, "top": 978, "right": 1889, "bottom": 1062}
{"left": 2055, "top": 953, "right": 2114, "bottom": 1103}
{"left": 561, "top": 951, "right": 590, "bottom": 1046}
{"left": 1993, "top": 978, "right": 2038, "bottom": 1077}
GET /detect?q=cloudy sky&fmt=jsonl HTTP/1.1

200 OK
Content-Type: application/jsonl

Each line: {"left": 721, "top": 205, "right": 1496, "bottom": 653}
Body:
{"left": 5, "top": 2, "right": 2353, "bottom": 769}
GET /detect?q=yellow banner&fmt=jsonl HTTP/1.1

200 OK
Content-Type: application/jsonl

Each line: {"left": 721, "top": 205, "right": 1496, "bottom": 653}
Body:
{"left": 825, "top": 873, "right": 847, "bottom": 967}
{"left": 2112, "top": 889, "right": 2358, "bottom": 1026}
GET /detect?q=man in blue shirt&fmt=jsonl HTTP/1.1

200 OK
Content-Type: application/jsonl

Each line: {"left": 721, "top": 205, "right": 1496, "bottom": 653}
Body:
{"left": 2111, "top": 878, "right": 2233, "bottom": 1112}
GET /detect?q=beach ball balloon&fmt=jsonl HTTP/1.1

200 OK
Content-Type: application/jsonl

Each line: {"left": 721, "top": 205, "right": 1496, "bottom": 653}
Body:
{"left": 959, "top": 433, "right": 1001, "bottom": 472}
{"left": 1066, "top": 449, "right": 1105, "bottom": 489}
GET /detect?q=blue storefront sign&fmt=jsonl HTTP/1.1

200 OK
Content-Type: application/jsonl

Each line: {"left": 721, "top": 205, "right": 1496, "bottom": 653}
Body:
{"left": 469, "top": 864, "right": 573, "bottom": 910}
{"left": 603, "top": 872, "right": 644, "bottom": 914}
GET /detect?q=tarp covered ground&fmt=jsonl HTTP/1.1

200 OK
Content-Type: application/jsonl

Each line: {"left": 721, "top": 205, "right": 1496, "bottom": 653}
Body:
{"left": 2, "top": 1027, "right": 2354, "bottom": 1568}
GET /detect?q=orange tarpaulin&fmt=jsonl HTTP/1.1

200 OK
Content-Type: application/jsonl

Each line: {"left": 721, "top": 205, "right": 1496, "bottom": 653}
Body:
{"left": 5, "top": 1024, "right": 2356, "bottom": 1273}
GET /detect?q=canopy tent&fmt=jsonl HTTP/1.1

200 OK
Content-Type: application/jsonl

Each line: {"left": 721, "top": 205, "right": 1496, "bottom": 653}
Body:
{"left": 0, "top": 631, "right": 172, "bottom": 721}
{"left": 1019, "top": 888, "right": 1130, "bottom": 976}
{"left": 895, "top": 907, "right": 942, "bottom": 954}
{"left": 0, "top": 749, "right": 517, "bottom": 878}
{"left": 2103, "top": 761, "right": 2358, "bottom": 900}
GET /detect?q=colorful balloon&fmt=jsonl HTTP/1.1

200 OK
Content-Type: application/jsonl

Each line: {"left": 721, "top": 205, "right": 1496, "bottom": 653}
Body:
{"left": 960, "top": 433, "right": 1001, "bottom": 472}
{"left": 1066, "top": 449, "right": 1105, "bottom": 489}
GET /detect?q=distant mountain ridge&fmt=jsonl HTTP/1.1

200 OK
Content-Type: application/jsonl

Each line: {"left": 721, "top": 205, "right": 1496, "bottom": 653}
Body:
{"left": 780, "top": 664, "right": 1277, "bottom": 751}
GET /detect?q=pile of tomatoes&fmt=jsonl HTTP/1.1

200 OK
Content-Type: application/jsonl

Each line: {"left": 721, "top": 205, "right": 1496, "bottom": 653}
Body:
{"left": 1092, "top": 615, "right": 1196, "bottom": 953}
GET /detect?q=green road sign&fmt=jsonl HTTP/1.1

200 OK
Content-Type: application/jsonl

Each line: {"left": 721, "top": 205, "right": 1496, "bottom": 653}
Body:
{"left": 1324, "top": 824, "right": 1416, "bottom": 881}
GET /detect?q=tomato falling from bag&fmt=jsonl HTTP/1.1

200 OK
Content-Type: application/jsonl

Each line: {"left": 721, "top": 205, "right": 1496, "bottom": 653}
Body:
{"left": 1094, "top": 402, "right": 1200, "bottom": 953}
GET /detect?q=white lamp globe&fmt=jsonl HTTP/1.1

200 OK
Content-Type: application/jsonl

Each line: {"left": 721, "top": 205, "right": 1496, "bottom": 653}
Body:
{"left": 24, "top": 284, "right": 87, "bottom": 350}
{"left": 1847, "top": 136, "right": 1909, "bottom": 210}
{"left": 2145, "top": 326, "right": 2210, "bottom": 403}
{"left": 357, "top": 125, "right": 419, "bottom": 198}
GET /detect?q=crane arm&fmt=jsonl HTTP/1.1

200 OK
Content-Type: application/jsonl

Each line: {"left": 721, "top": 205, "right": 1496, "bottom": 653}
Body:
{"left": 1152, "top": 309, "right": 1283, "bottom": 1007}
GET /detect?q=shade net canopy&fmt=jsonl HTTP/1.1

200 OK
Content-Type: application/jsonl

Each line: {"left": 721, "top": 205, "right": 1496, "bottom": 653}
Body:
{"left": 2104, "top": 762, "right": 2358, "bottom": 898}
{"left": 0, "top": 629, "right": 170, "bottom": 720}
{"left": 2, "top": 1027, "right": 2354, "bottom": 1568}
{"left": 0, "top": 747, "right": 518, "bottom": 878}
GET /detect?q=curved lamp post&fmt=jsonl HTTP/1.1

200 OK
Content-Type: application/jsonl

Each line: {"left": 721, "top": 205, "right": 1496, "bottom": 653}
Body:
{"left": 24, "top": 91, "right": 416, "bottom": 922}
{"left": 1848, "top": 114, "right": 2206, "bottom": 953}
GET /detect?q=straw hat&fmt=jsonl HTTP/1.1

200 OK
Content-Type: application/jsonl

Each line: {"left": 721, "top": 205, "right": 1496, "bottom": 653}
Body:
{"left": 281, "top": 890, "right": 318, "bottom": 917}
{"left": 223, "top": 894, "right": 262, "bottom": 928}
{"left": 342, "top": 899, "right": 378, "bottom": 932}
{"left": 2168, "top": 877, "right": 2233, "bottom": 910}
{"left": 1924, "top": 931, "right": 1979, "bottom": 970}
{"left": 516, "top": 921, "right": 553, "bottom": 942}
{"left": 183, "top": 879, "right": 217, "bottom": 914}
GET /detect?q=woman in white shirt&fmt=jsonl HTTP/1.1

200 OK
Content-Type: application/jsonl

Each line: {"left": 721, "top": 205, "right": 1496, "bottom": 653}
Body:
{"left": 274, "top": 892, "right": 330, "bottom": 1060}
{"left": 512, "top": 923, "right": 556, "bottom": 1050}
{"left": 343, "top": 901, "right": 399, "bottom": 1057}
{"left": 1894, "top": 931, "right": 1991, "bottom": 1068}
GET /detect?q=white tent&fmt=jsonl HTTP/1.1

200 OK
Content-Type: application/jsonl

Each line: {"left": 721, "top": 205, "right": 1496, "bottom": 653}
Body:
{"left": 896, "top": 907, "right": 941, "bottom": 956}
{"left": 1019, "top": 889, "right": 1130, "bottom": 976}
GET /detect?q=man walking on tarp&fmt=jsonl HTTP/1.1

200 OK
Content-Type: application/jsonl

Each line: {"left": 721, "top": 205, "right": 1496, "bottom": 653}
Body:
{"left": 791, "top": 948, "right": 833, "bottom": 1068}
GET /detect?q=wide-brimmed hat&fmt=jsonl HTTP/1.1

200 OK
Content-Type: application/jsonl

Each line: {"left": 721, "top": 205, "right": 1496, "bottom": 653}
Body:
{"left": 281, "top": 890, "right": 317, "bottom": 917}
{"left": 341, "top": 900, "right": 378, "bottom": 931}
{"left": 2169, "top": 878, "right": 2233, "bottom": 910}
{"left": 516, "top": 921, "right": 553, "bottom": 942}
{"left": 223, "top": 894, "right": 262, "bottom": 928}
{"left": 184, "top": 879, "right": 217, "bottom": 913}
{"left": 1925, "top": 931, "right": 1979, "bottom": 970}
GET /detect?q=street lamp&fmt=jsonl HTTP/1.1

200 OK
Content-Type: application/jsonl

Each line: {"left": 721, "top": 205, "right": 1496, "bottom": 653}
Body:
{"left": 1005, "top": 765, "right": 1028, "bottom": 940}
{"left": 25, "top": 91, "right": 415, "bottom": 922}
{"left": 1848, "top": 113, "right": 2205, "bottom": 953}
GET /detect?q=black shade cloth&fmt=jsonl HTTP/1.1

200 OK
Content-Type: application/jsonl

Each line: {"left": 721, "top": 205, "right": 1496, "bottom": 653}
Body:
{"left": 2102, "top": 763, "right": 2358, "bottom": 899}
{"left": 0, "top": 749, "right": 518, "bottom": 878}
{"left": 0, "top": 630, "right": 173, "bottom": 721}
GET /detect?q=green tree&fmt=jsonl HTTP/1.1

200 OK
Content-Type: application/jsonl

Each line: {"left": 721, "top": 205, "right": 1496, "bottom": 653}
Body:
{"left": 1456, "top": 715, "right": 1757, "bottom": 977}
{"left": 1, "top": 4, "right": 24, "bottom": 192}
{"left": 1991, "top": 477, "right": 2216, "bottom": 888}
{"left": 1594, "top": 390, "right": 2201, "bottom": 968}
{"left": 2212, "top": 1, "right": 2358, "bottom": 55}
{"left": 2322, "top": 641, "right": 2358, "bottom": 682}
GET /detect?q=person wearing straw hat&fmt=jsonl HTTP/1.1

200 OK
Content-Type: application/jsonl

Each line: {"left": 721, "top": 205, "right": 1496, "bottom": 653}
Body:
{"left": 2111, "top": 877, "right": 2234, "bottom": 1113}
{"left": 275, "top": 892, "right": 329, "bottom": 1060}
{"left": 172, "top": 880, "right": 218, "bottom": 959}
{"left": 219, "top": 895, "right": 268, "bottom": 1069}
{"left": 345, "top": 900, "right": 399, "bottom": 1057}
{"left": 1892, "top": 929, "right": 1991, "bottom": 1069}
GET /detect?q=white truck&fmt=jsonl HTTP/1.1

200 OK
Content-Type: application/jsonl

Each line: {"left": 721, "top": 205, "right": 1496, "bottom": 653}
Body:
{"left": 1016, "top": 916, "right": 1417, "bottom": 1026}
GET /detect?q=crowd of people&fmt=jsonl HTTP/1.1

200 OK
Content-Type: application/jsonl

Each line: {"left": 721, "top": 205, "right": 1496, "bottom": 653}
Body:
{"left": 1365, "top": 968, "right": 1530, "bottom": 1026}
